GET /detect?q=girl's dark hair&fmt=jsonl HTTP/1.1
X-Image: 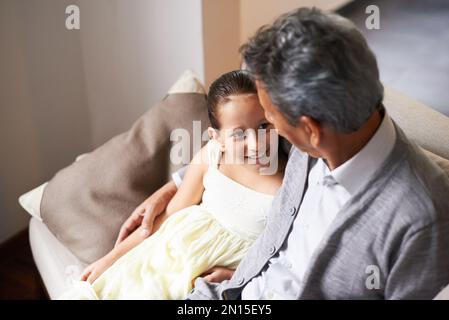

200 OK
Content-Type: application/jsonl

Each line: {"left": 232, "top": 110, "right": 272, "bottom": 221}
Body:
{"left": 207, "top": 70, "right": 257, "bottom": 129}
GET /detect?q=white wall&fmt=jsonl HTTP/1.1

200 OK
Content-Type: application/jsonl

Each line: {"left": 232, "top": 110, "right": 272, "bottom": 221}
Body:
{"left": 78, "top": 0, "right": 205, "bottom": 147}
{"left": 0, "top": 0, "right": 205, "bottom": 244}
{"left": 0, "top": 0, "right": 92, "bottom": 244}
{"left": 202, "top": 0, "right": 240, "bottom": 89}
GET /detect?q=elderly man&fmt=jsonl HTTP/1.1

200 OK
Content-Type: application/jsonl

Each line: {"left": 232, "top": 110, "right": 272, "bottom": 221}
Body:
{"left": 119, "top": 8, "right": 449, "bottom": 299}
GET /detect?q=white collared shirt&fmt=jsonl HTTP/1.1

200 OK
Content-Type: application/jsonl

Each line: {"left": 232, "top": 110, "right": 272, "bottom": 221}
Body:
{"left": 241, "top": 113, "right": 397, "bottom": 300}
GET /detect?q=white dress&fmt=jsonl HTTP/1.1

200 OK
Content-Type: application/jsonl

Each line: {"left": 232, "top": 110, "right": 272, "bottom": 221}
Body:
{"left": 60, "top": 140, "right": 274, "bottom": 299}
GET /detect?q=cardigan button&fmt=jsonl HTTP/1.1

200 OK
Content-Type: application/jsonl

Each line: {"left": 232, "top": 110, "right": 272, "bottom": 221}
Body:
{"left": 237, "top": 277, "right": 245, "bottom": 285}
{"left": 269, "top": 245, "right": 276, "bottom": 254}
{"left": 289, "top": 206, "right": 297, "bottom": 216}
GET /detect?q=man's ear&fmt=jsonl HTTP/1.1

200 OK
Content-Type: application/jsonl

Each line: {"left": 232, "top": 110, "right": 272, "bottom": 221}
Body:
{"left": 299, "top": 116, "right": 322, "bottom": 148}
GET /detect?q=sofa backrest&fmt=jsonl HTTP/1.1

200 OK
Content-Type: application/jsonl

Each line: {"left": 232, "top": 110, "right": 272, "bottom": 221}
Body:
{"left": 384, "top": 86, "right": 449, "bottom": 160}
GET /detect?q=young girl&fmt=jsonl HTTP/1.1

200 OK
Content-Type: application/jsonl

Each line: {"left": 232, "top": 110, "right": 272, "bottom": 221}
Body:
{"left": 60, "top": 70, "right": 287, "bottom": 299}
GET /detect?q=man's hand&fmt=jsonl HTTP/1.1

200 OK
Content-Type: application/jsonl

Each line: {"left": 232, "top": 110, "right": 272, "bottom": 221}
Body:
{"left": 200, "top": 267, "right": 235, "bottom": 284}
{"left": 115, "top": 181, "right": 178, "bottom": 247}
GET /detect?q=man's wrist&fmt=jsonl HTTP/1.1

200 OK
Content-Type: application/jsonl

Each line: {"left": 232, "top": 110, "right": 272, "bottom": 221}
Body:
{"left": 105, "top": 251, "right": 120, "bottom": 264}
{"left": 162, "top": 181, "right": 178, "bottom": 201}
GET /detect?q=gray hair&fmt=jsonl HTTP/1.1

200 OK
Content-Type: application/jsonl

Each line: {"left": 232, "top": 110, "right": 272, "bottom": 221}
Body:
{"left": 240, "top": 7, "right": 384, "bottom": 133}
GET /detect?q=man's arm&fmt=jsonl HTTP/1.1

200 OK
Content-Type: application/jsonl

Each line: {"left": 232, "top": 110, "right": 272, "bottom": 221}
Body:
{"left": 115, "top": 180, "right": 178, "bottom": 246}
{"left": 188, "top": 278, "right": 226, "bottom": 300}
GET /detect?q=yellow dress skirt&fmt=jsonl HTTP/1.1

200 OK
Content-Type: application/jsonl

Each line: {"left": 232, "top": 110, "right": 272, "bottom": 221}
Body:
{"left": 60, "top": 205, "right": 254, "bottom": 300}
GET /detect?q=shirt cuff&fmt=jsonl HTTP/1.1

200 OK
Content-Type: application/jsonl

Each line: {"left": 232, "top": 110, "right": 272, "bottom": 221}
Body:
{"left": 171, "top": 166, "right": 188, "bottom": 188}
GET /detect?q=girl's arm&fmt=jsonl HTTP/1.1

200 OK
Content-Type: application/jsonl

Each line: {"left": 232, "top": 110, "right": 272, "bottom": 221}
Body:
{"left": 165, "top": 145, "right": 208, "bottom": 216}
{"left": 80, "top": 145, "right": 209, "bottom": 283}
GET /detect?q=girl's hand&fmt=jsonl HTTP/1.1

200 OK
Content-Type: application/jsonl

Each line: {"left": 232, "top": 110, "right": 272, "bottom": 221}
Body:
{"left": 200, "top": 267, "right": 235, "bottom": 284}
{"left": 80, "top": 255, "right": 115, "bottom": 284}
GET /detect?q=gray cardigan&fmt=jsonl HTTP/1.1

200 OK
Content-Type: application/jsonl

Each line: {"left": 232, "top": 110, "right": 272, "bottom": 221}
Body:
{"left": 188, "top": 123, "right": 449, "bottom": 300}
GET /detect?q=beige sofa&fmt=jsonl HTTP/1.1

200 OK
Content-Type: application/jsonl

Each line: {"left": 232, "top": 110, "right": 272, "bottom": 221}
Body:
{"left": 26, "top": 86, "right": 449, "bottom": 299}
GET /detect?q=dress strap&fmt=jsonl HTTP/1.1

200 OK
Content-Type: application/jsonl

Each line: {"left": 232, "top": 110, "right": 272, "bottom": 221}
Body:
{"left": 206, "top": 139, "right": 222, "bottom": 169}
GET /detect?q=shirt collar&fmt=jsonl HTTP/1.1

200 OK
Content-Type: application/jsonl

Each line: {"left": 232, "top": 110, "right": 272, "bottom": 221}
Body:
{"left": 327, "top": 113, "right": 397, "bottom": 195}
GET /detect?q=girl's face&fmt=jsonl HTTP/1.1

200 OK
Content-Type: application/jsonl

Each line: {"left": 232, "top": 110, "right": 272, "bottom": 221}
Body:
{"left": 208, "top": 94, "right": 278, "bottom": 170}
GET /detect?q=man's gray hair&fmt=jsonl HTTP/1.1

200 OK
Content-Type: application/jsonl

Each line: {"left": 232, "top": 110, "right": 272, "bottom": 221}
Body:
{"left": 240, "top": 7, "right": 384, "bottom": 133}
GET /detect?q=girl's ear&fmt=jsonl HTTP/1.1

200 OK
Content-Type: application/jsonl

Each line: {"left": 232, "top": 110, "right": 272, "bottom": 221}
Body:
{"left": 208, "top": 127, "right": 219, "bottom": 140}
{"left": 207, "top": 127, "right": 225, "bottom": 151}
